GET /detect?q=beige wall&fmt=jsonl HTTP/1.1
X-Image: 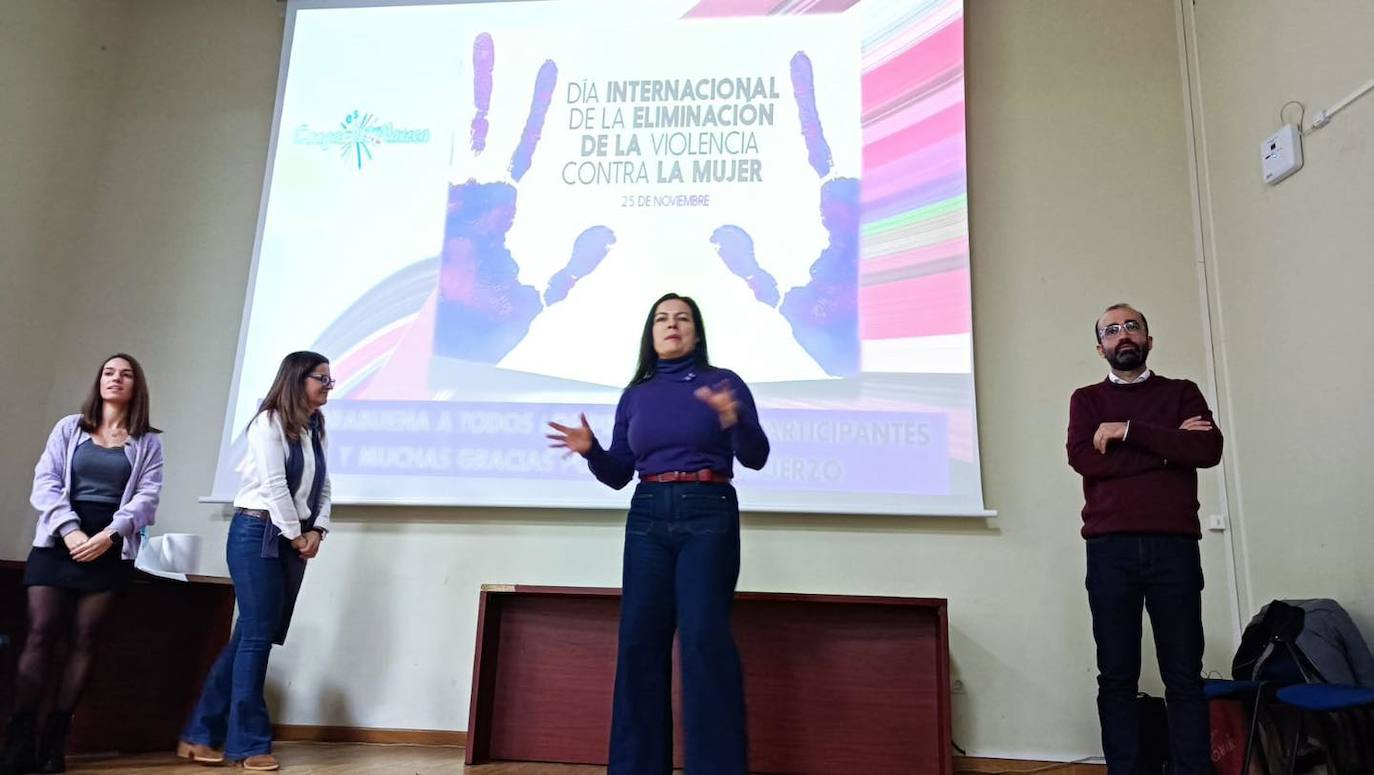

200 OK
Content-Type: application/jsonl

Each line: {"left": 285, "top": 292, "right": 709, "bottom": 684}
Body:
{"left": 0, "top": 0, "right": 1269, "bottom": 760}
{"left": 0, "top": 1, "right": 131, "bottom": 556}
{"left": 1185, "top": 0, "right": 1374, "bottom": 631}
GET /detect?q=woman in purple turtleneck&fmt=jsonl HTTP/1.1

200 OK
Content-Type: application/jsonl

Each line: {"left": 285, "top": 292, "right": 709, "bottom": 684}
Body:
{"left": 548, "top": 293, "right": 769, "bottom": 775}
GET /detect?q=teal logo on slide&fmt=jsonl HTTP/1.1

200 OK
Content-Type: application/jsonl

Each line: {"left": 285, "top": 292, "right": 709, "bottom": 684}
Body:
{"left": 292, "top": 110, "right": 431, "bottom": 169}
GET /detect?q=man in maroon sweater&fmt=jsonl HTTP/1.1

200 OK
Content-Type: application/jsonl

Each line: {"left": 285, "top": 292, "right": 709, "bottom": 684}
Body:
{"left": 1067, "top": 303, "right": 1223, "bottom": 775}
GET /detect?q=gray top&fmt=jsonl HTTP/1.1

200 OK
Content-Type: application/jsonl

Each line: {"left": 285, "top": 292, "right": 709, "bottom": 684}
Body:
{"left": 69, "top": 439, "right": 133, "bottom": 505}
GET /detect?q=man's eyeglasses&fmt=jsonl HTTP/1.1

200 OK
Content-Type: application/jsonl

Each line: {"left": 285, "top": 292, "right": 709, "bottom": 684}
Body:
{"left": 306, "top": 373, "right": 336, "bottom": 389}
{"left": 1099, "top": 320, "right": 1144, "bottom": 340}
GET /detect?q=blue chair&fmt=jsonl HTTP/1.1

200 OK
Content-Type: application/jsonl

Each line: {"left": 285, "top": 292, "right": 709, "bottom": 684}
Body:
{"left": 1275, "top": 683, "right": 1374, "bottom": 775}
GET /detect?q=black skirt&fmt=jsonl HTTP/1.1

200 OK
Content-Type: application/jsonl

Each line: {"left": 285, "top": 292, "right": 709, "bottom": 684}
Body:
{"left": 24, "top": 500, "right": 134, "bottom": 593}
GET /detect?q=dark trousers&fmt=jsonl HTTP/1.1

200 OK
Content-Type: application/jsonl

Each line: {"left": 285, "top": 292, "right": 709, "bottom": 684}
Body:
{"left": 608, "top": 482, "right": 747, "bottom": 775}
{"left": 1086, "top": 534, "right": 1209, "bottom": 775}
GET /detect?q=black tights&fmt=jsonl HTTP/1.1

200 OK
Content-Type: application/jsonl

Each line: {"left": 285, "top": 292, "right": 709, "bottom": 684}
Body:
{"left": 13, "top": 586, "right": 117, "bottom": 714}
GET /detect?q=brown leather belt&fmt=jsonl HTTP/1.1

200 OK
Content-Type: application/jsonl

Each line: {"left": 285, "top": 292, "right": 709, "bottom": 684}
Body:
{"left": 640, "top": 469, "right": 732, "bottom": 484}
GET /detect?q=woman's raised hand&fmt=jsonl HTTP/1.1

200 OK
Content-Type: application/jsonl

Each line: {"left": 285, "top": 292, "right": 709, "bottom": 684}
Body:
{"left": 547, "top": 413, "right": 596, "bottom": 457}
{"left": 694, "top": 381, "right": 739, "bottom": 429}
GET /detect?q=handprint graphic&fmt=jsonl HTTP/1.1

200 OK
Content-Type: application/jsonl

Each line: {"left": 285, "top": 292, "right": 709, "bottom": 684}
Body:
{"left": 433, "top": 33, "right": 617, "bottom": 363}
{"left": 710, "top": 51, "right": 860, "bottom": 377}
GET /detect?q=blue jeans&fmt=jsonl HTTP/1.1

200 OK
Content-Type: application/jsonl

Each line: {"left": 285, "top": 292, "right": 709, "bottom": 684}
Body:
{"left": 609, "top": 482, "right": 746, "bottom": 775}
{"left": 182, "top": 514, "right": 296, "bottom": 759}
{"left": 1086, "top": 534, "right": 1208, "bottom": 775}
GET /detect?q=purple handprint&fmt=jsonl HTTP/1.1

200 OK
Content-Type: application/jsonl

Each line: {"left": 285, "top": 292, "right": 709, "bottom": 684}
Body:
{"left": 545, "top": 225, "right": 616, "bottom": 305}
{"left": 470, "top": 33, "right": 494, "bottom": 153}
{"left": 710, "top": 51, "right": 860, "bottom": 377}
{"left": 433, "top": 35, "right": 616, "bottom": 363}
{"left": 709, "top": 226, "right": 780, "bottom": 307}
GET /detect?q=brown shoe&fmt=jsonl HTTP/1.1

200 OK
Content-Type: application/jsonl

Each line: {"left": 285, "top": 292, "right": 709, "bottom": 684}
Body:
{"left": 239, "top": 754, "right": 280, "bottom": 771}
{"left": 175, "top": 740, "right": 226, "bottom": 765}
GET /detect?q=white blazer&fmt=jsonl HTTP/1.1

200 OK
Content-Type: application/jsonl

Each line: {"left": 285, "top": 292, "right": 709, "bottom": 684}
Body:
{"left": 233, "top": 411, "right": 332, "bottom": 539}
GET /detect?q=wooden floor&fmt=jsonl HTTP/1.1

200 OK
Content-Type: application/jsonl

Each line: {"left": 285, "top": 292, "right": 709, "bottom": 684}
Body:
{"left": 64, "top": 743, "right": 1106, "bottom": 773}
{"left": 63, "top": 742, "right": 601, "bottom": 774}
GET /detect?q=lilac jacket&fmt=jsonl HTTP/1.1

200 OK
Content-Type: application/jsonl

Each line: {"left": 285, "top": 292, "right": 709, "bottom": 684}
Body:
{"left": 30, "top": 414, "right": 164, "bottom": 560}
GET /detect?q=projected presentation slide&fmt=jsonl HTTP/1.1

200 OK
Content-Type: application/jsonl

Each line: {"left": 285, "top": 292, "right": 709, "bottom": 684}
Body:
{"left": 211, "top": 0, "right": 983, "bottom": 516}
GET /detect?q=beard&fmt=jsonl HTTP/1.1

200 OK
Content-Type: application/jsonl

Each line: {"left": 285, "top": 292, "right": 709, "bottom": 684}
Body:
{"left": 1106, "top": 341, "right": 1148, "bottom": 371}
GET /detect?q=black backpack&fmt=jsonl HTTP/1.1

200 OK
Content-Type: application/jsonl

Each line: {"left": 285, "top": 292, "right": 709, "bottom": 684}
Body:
{"left": 1137, "top": 692, "right": 1170, "bottom": 773}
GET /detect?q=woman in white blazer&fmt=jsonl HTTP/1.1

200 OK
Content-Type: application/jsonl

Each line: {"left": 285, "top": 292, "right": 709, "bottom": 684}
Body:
{"left": 178, "top": 351, "right": 333, "bottom": 772}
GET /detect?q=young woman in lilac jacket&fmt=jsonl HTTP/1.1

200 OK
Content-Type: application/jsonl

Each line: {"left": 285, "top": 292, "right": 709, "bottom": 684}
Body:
{"left": 1, "top": 353, "right": 163, "bottom": 775}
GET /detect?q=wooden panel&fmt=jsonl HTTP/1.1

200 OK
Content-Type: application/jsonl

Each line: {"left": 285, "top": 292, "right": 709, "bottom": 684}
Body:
{"left": 464, "top": 587, "right": 500, "bottom": 763}
{"left": 487, "top": 595, "right": 620, "bottom": 765}
{"left": 1, "top": 560, "right": 234, "bottom": 754}
{"left": 467, "top": 586, "right": 952, "bottom": 774}
{"left": 738, "top": 599, "right": 943, "bottom": 774}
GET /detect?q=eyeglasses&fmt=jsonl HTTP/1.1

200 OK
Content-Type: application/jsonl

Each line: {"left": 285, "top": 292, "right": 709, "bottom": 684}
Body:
{"left": 306, "top": 373, "right": 336, "bottom": 389}
{"left": 1099, "top": 320, "right": 1144, "bottom": 340}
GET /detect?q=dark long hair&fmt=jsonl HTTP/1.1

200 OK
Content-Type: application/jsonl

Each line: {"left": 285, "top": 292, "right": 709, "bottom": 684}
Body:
{"left": 629, "top": 293, "right": 711, "bottom": 386}
{"left": 79, "top": 353, "right": 159, "bottom": 436}
{"left": 250, "top": 351, "right": 329, "bottom": 442}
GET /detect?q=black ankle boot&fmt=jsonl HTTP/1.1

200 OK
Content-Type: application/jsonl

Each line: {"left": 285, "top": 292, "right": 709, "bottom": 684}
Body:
{"left": 0, "top": 712, "right": 38, "bottom": 775}
{"left": 35, "top": 711, "right": 70, "bottom": 774}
